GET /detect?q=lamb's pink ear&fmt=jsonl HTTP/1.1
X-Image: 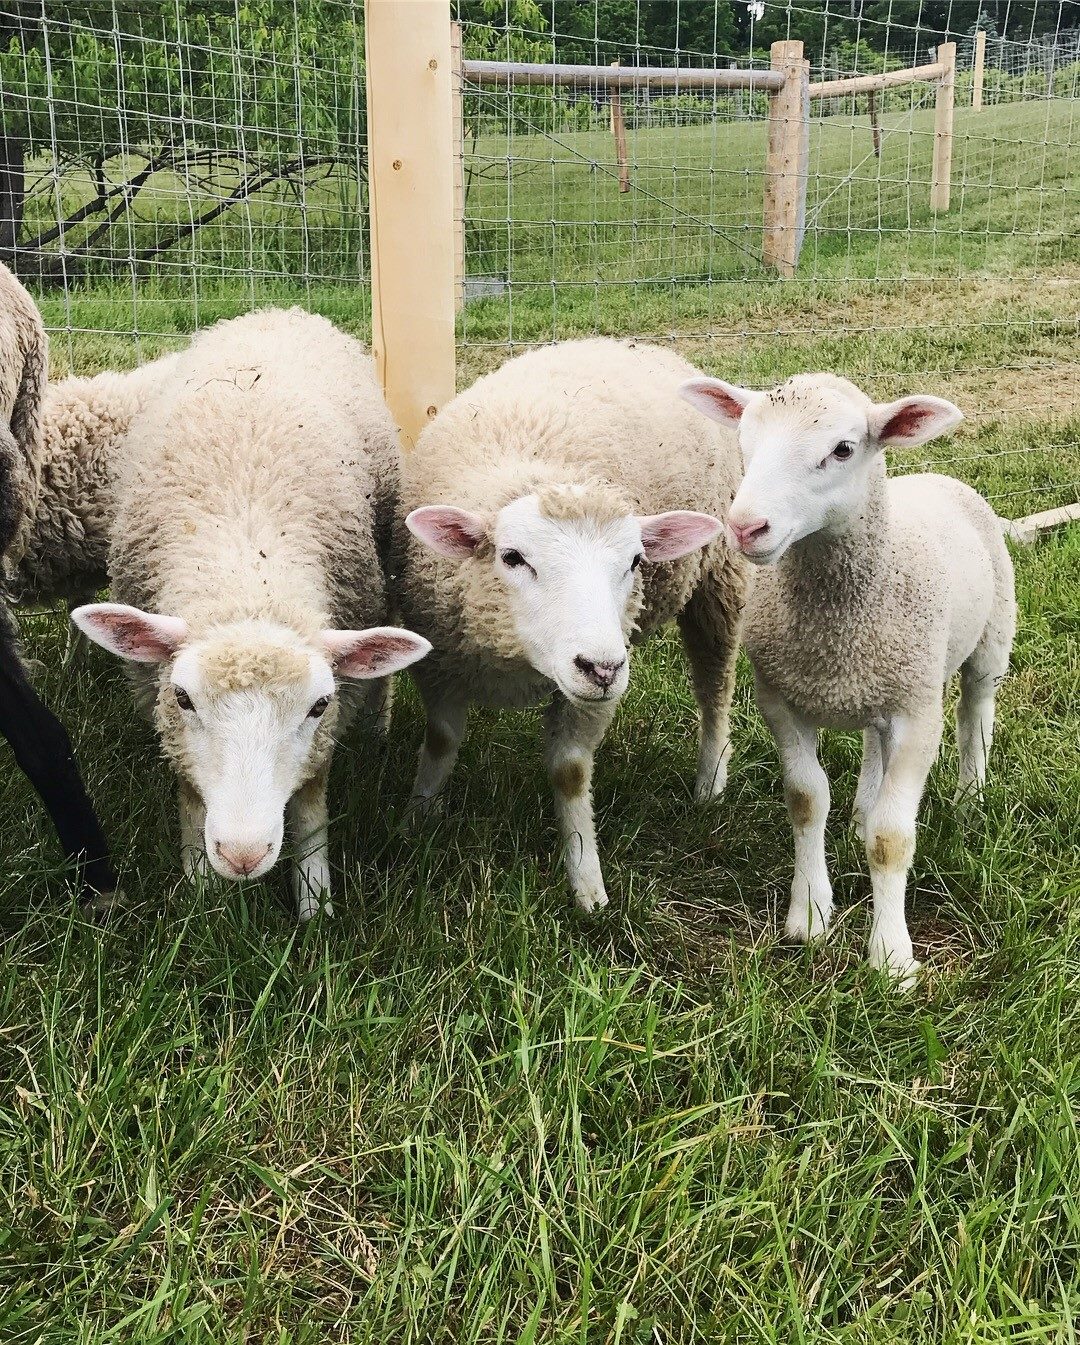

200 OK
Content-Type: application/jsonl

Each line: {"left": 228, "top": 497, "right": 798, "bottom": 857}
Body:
{"left": 679, "top": 377, "right": 757, "bottom": 429}
{"left": 322, "top": 627, "right": 432, "bottom": 680}
{"left": 406, "top": 506, "right": 489, "bottom": 560}
{"left": 71, "top": 602, "right": 188, "bottom": 663}
{"left": 868, "top": 395, "right": 963, "bottom": 448}
{"left": 638, "top": 511, "right": 723, "bottom": 562}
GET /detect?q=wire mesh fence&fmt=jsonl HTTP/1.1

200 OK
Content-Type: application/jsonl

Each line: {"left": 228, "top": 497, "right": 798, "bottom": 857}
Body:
{"left": 0, "top": 1, "right": 1077, "bottom": 518}
{"left": 0, "top": 0, "right": 368, "bottom": 369}
{"left": 454, "top": 2, "right": 1080, "bottom": 519}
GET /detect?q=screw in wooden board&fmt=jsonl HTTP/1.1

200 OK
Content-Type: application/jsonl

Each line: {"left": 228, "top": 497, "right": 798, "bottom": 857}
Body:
{"left": 429, "top": 58, "right": 438, "bottom": 69}
{"left": 426, "top": 405, "right": 437, "bottom": 418}
{"left": 392, "top": 159, "right": 402, "bottom": 170}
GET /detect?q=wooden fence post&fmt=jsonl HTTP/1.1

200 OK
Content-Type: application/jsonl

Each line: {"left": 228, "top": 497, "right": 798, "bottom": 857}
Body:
{"left": 763, "top": 40, "right": 809, "bottom": 277}
{"left": 365, "top": 0, "right": 456, "bottom": 449}
{"left": 451, "top": 20, "right": 466, "bottom": 311}
{"left": 931, "top": 40, "right": 955, "bottom": 212}
{"left": 972, "top": 28, "right": 986, "bottom": 110}
{"left": 867, "top": 89, "right": 881, "bottom": 156}
{"left": 610, "top": 61, "right": 630, "bottom": 192}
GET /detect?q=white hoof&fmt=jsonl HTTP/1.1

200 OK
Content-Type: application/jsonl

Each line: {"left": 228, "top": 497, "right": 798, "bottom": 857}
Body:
{"left": 784, "top": 901, "right": 831, "bottom": 944}
{"left": 298, "top": 895, "right": 333, "bottom": 922}
{"left": 573, "top": 886, "right": 609, "bottom": 915}
{"left": 868, "top": 944, "right": 921, "bottom": 991}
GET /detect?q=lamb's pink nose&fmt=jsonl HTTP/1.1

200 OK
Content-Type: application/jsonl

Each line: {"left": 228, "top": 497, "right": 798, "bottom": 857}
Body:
{"left": 728, "top": 517, "right": 770, "bottom": 550}
{"left": 215, "top": 840, "right": 272, "bottom": 877}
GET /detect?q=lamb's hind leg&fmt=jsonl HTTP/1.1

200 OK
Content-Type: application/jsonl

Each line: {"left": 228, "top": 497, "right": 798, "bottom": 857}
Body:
{"left": 288, "top": 768, "right": 333, "bottom": 921}
{"left": 677, "top": 570, "right": 742, "bottom": 803}
{"left": 853, "top": 725, "right": 884, "bottom": 840}
{"left": 409, "top": 682, "right": 470, "bottom": 817}
{"left": 955, "top": 638, "right": 1010, "bottom": 804}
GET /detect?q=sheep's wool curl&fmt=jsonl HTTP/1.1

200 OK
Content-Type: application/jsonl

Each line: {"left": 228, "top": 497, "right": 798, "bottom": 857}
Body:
{"left": 395, "top": 338, "right": 746, "bottom": 707}
{"left": 13, "top": 354, "right": 180, "bottom": 604}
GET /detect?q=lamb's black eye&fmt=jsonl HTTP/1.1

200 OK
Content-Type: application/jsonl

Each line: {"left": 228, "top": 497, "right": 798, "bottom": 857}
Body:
{"left": 630, "top": 553, "right": 644, "bottom": 571}
{"left": 174, "top": 687, "right": 194, "bottom": 712}
{"left": 501, "top": 549, "right": 527, "bottom": 569}
{"left": 308, "top": 696, "right": 331, "bottom": 719}
{"left": 832, "top": 441, "right": 855, "bottom": 461}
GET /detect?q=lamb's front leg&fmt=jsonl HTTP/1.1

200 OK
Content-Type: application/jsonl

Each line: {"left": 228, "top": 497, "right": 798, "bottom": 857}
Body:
{"left": 288, "top": 770, "right": 333, "bottom": 920}
{"left": 409, "top": 683, "right": 470, "bottom": 816}
{"left": 545, "top": 694, "right": 619, "bottom": 913}
{"left": 756, "top": 676, "right": 833, "bottom": 944}
{"left": 864, "top": 708, "right": 943, "bottom": 988}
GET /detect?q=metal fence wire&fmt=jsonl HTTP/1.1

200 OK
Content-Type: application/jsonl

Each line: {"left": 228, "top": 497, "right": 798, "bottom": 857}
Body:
{"left": 0, "top": 1, "right": 1077, "bottom": 520}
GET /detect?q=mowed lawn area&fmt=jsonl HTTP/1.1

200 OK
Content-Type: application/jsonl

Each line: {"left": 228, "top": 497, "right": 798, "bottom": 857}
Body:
{"left": 1, "top": 97, "right": 1079, "bottom": 1342}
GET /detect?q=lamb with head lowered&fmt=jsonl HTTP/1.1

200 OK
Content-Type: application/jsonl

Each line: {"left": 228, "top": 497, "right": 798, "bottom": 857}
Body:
{"left": 681, "top": 371, "right": 1016, "bottom": 987}
{"left": 397, "top": 337, "right": 746, "bottom": 912}
{"left": 73, "top": 307, "right": 430, "bottom": 919}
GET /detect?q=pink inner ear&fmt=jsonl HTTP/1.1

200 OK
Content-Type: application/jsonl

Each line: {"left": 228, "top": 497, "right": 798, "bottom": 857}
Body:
{"left": 406, "top": 506, "right": 486, "bottom": 559}
{"left": 680, "top": 378, "right": 751, "bottom": 427}
{"left": 639, "top": 511, "right": 723, "bottom": 562}
{"left": 73, "top": 604, "right": 187, "bottom": 662}
{"left": 324, "top": 627, "right": 431, "bottom": 679}
{"left": 880, "top": 403, "right": 935, "bottom": 441}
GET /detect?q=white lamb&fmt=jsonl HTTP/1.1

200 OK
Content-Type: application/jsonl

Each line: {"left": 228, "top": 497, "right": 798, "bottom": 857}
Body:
{"left": 72, "top": 308, "right": 430, "bottom": 919}
{"left": 681, "top": 372, "right": 1016, "bottom": 986}
{"left": 397, "top": 338, "right": 745, "bottom": 912}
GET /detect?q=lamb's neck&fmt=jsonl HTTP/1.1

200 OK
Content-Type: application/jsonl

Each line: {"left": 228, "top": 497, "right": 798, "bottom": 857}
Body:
{"left": 777, "top": 472, "right": 890, "bottom": 608}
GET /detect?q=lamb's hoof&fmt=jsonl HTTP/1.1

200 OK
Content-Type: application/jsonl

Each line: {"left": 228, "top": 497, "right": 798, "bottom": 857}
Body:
{"left": 952, "top": 783, "right": 982, "bottom": 817}
{"left": 852, "top": 810, "right": 866, "bottom": 841}
{"left": 403, "top": 794, "right": 443, "bottom": 832}
{"left": 693, "top": 771, "right": 728, "bottom": 805}
{"left": 573, "top": 887, "right": 609, "bottom": 915}
{"left": 869, "top": 947, "right": 921, "bottom": 991}
{"left": 298, "top": 896, "right": 333, "bottom": 922}
{"left": 783, "top": 905, "right": 831, "bottom": 945}
{"left": 82, "top": 888, "right": 126, "bottom": 915}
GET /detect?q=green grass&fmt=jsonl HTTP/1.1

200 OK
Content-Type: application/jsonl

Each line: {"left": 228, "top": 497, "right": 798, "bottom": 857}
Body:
{"left": 1, "top": 95, "right": 1079, "bottom": 1342}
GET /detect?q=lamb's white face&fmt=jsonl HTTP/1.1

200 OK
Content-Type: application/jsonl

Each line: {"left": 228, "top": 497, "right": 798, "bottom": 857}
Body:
{"left": 679, "top": 376, "right": 964, "bottom": 565}
{"left": 407, "top": 495, "right": 721, "bottom": 704}
{"left": 165, "top": 639, "right": 337, "bottom": 879}
{"left": 71, "top": 605, "right": 431, "bottom": 881}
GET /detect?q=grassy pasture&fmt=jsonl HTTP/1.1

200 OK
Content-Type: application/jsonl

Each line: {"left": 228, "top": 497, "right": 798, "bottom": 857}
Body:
{"left": 1, "top": 97, "right": 1079, "bottom": 1342}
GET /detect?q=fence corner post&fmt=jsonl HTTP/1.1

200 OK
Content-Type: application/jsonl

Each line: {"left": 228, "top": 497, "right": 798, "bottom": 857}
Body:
{"left": 931, "top": 40, "right": 956, "bottom": 212}
{"left": 763, "top": 39, "right": 809, "bottom": 277}
{"left": 972, "top": 29, "right": 986, "bottom": 111}
{"left": 365, "top": 0, "right": 457, "bottom": 448}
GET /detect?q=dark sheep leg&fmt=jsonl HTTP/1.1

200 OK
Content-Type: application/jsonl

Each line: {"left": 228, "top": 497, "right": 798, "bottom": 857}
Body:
{"left": 0, "top": 642, "right": 117, "bottom": 900}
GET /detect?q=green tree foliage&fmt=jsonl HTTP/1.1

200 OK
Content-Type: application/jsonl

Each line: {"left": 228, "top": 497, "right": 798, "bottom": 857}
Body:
{"left": 0, "top": 1, "right": 366, "bottom": 277}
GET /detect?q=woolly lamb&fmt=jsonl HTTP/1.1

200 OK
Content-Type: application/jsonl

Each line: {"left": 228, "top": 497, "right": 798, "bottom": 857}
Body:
{"left": 13, "top": 353, "right": 180, "bottom": 606}
{"left": 398, "top": 338, "right": 745, "bottom": 912}
{"left": 73, "top": 308, "right": 430, "bottom": 919}
{"left": 681, "top": 372, "right": 1016, "bottom": 986}
{"left": 0, "top": 261, "right": 118, "bottom": 903}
